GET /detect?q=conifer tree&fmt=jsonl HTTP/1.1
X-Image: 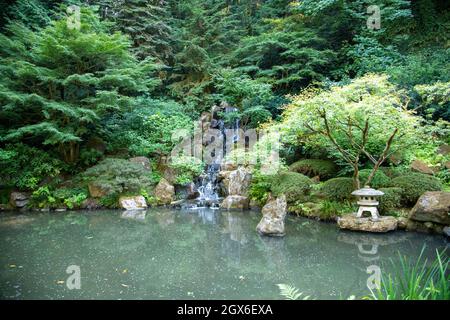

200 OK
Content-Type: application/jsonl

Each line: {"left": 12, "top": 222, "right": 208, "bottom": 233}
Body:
{"left": 111, "top": 0, "right": 173, "bottom": 63}
{"left": 0, "top": 7, "right": 160, "bottom": 163}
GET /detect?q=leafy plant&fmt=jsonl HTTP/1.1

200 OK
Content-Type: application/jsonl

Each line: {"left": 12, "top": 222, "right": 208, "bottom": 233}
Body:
{"left": 277, "top": 284, "right": 311, "bottom": 300}
{"left": 359, "top": 169, "right": 391, "bottom": 188}
{"left": 248, "top": 171, "right": 273, "bottom": 207}
{"left": 169, "top": 155, "right": 204, "bottom": 185}
{"left": 368, "top": 248, "right": 449, "bottom": 300}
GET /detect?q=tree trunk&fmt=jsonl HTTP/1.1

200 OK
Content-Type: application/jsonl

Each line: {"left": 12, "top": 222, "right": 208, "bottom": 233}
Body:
{"left": 352, "top": 165, "right": 360, "bottom": 190}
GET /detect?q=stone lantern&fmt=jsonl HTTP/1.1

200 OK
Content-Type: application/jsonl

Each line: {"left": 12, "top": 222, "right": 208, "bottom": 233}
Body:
{"left": 351, "top": 186, "right": 384, "bottom": 221}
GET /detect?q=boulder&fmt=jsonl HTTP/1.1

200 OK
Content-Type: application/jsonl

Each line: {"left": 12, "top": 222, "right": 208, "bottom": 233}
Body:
{"left": 256, "top": 195, "right": 287, "bottom": 237}
{"left": 129, "top": 156, "right": 151, "bottom": 171}
{"left": 410, "top": 160, "right": 434, "bottom": 175}
{"left": 88, "top": 183, "right": 109, "bottom": 198}
{"left": 337, "top": 215, "right": 398, "bottom": 233}
{"left": 220, "top": 195, "right": 249, "bottom": 210}
{"left": 9, "top": 191, "right": 30, "bottom": 209}
{"left": 186, "top": 182, "right": 200, "bottom": 200}
{"left": 218, "top": 170, "right": 232, "bottom": 196}
{"left": 409, "top": 191, "right": 450, "bottom": 225}
{"left": 228, "top": 167, "right": 252, "bottom": 196}
{"left": 154, "top": 178, "right": 175, "bottom": 205}
{"left": 221, "top": 162, "right": 238, "bottom": 171}
{"left": 163, "top": 167, "right": 177, "bottom": 185}
{"left": 119, "top": 196, "right": 147, "bottom": 210}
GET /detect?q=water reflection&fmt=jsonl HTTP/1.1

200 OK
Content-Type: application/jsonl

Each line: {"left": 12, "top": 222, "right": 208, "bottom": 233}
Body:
{"left": 0, "top": 209, "right": 447, "bottom": 299}
{"left": 121, "top": 210, "right": 146, "bottom": 221}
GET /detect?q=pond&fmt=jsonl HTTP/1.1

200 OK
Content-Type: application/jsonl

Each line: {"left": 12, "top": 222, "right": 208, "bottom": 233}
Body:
{"left": 0, "top": 208, "right": 448, "bottom": 300}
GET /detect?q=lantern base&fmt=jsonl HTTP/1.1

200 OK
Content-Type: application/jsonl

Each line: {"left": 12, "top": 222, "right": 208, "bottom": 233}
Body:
{"left": 356, "top": 206, "right": 380, "bottom": 220}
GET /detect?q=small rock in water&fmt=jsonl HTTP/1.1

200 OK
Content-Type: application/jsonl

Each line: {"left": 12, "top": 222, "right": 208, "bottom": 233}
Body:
{"left": 337, "top": 214, "right": 398, "bottom": 233}
{"left": 119, "top": 196, "right": 147, "bottom": 210}
{"left": 256, "top": 195, "right": 287, "bottom": 237}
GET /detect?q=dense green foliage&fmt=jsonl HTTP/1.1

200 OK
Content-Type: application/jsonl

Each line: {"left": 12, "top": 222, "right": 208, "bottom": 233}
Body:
{"left": 321, "top": 177, "right": 356, "bottom": 202}
{"left": 390, "top": 173, "right": 443, "bottom": 205}
{"left": 0, "top": 0, "right": 448, "bottom": 213}
{"left": 289, "top": 159, "right": 337, "bottom": 180}
{"left": 378, "top": 187, "right": 403, "bottom": 215}
{"left": 359, "top": 169, "right": 391, "bottom": 189}
{"left": 270, "top": 172, "right": 312, "bottom": 203}
{"left": 82, "top": 158, "right": 153, "bottom": 196}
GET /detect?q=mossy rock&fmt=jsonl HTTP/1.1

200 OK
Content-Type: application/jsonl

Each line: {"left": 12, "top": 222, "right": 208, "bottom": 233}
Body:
{"left": 358, "top": 169, "right": 391, "bottom": 189}
{"left": 271, "top": 172, "right": 312, "bottom": 203}
{"left": 289, "top": 159, "right": 337, "bottom": 180}
{"left": 378, "top": 187, "right": 402, "bottom": 215}
{"left": 321, "top": 177, "right": 355, "bottom": 201}
{"left": 390, "top": 173, "right": 442, "bottom": 206}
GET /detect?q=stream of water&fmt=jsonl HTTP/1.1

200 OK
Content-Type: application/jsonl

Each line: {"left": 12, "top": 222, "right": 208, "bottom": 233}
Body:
{"left": 0, "top": 208, "right": 447, "bottom": 299}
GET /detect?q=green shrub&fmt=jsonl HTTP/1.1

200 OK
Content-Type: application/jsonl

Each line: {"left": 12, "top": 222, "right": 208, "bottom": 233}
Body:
{"left": 321, "top": 177, "right": 355, "bottom": 201}
{"left": 319, "top": 200, "right": 356, "bottom": 219}
{"left": 390, "top": 173, "right": 442, "bottom": 205}
{"left": 271, "top": 172, "right": 312, "bottom": 203}
{"left": 289, "top": 159, "right": 337, "bottom": 180}
{"left": 82, "top": 158, "right": 152, "bottom": 195}
{"left": 0, "top": 143, "right": 64, "bottom": 190}
{"left": 249, "top": 172, "right": 273, "bottom": 207}
{"left": 359, "top": 169, "right": 391, "bottom": 188}
{"left": 168, "top": 156, "right": 204, "bottom": 185}
{"left": 30, "top": 186, "right": 88, "bottom": 209}
{"left": 99, "top": 194, "right": 120, "bottom": 208}
{"left": 378, "top": 187, "right": 403, "bottom": 215}
{"left": 53, "top": 187, "right": 88, "bottom": 209}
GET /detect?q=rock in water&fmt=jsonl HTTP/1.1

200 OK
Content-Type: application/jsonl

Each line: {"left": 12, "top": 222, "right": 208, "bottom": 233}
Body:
{"left": 154, "top": 178, "right": 175, "bottom": 205}
{"left": 228, "top": 167, "right": 252, "bottom": 196}
{"left": 9, "top": 191, "right": 30, "bottom": 209}
{"left": 409, "top": 191, "right": 450, "bottom": 225}
{"left": 119, "top": 196, "right": 147, "bottom": 210}
{"left": 220, "top": 195, "right": 249, "bottom": 210}
{"left": 337, "top": 215, "right": 398, "bottom": 233}
{"left": 256, "top": 195, "right": 287, "bottom": 237}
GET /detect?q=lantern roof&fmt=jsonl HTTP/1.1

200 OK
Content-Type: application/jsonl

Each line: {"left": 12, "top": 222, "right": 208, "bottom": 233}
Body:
{"left": 351, "top": 186, "right": 384, "bottom": 197}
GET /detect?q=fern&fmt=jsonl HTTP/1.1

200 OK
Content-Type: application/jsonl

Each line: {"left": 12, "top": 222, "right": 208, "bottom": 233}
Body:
{"left": 276, "top": 284, "right": 311, "bottom": 300}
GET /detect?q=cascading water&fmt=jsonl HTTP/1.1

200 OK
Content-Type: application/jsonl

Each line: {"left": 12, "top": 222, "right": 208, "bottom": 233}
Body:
{"left": 196, "top": 164, "right": 220, "bottom": 208}
{"left": 192, "top": 104, "right": 240, "bottom": 209}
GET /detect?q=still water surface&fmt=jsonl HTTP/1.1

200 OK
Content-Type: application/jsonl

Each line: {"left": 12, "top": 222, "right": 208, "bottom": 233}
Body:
{"left": 0, "top": 208, "right": 447, "bottom": 299}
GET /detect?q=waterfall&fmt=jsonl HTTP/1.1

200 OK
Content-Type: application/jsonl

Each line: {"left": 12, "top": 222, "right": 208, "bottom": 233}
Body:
{"left": 192, "top": 104, "right": 240, "bottom": 209}
{"left": 196, "top": 164, "right": 220, "bottom": 209}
